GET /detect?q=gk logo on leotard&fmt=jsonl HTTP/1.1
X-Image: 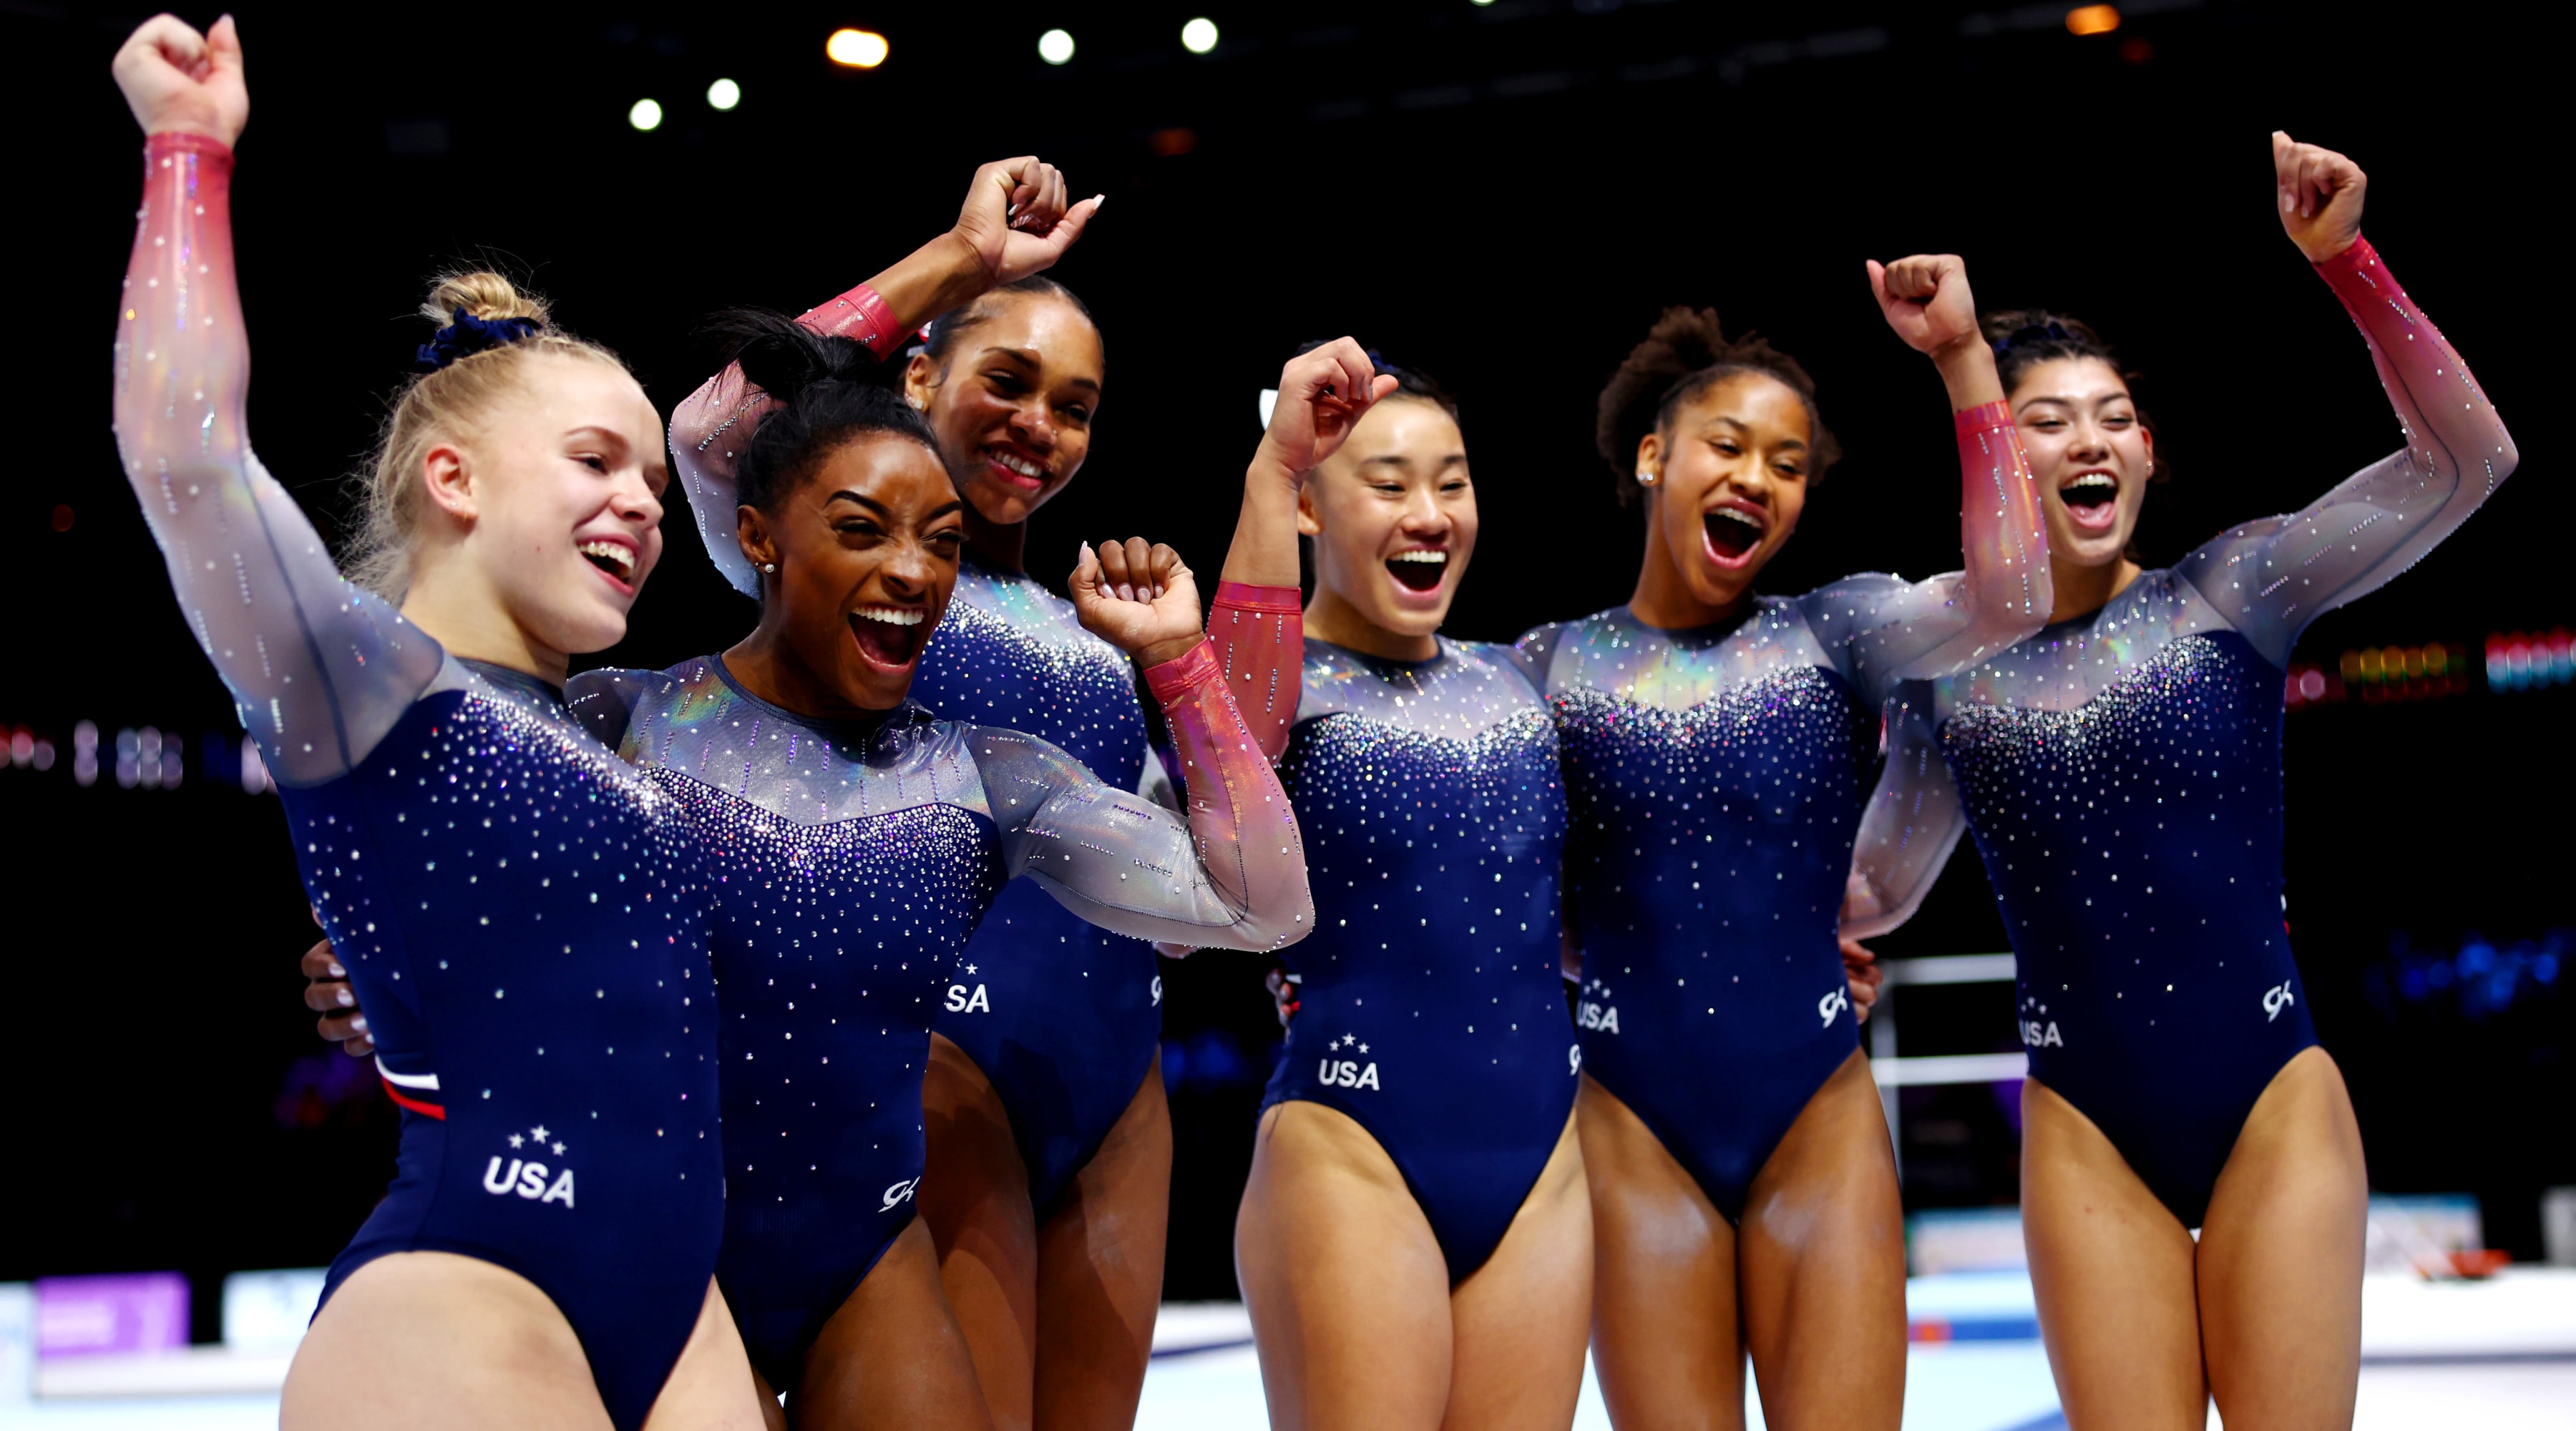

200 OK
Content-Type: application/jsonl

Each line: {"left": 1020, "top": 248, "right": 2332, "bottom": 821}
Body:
{"left": 1568, "top": 1044, "right": 1582, "bottom": 1076}
{"left": 945, "top": 982, "right": 990, "bottom": 1014}
{"left": 484, "top": 1124, "right": 575, "bottom": 1209}
{"left": 1151, "top": 975, "right": 1163, "bottom": 1007}
{"left": 2262, "top": 982, "right": 2296, "bottom": 1022}
{"left": 1818, "top": 987, "right": 1850, "bottom": 1029}
{"left": 1318, "top": 1032, "right": 1380, "bottom": 1090}
{"left": 882, "top": 1176, "right": 919, "bottom": 1212}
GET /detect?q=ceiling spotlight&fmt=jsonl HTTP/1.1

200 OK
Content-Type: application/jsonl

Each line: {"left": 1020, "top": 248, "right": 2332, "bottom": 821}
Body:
{"left": 827, "top": 28, "right": 890, "bottom": 68}
{"left": 1038, "top": 28, "right": 1075, "bottom": 65}
{"left": 628, "top": 97, "right": 664, "bottom": 132}
{"left": 706, "top": 77, "right": 741, "bottom": 110}
{"left": 2064, "top": 4, "right": 2120, "bottom": 34}
{"left": 1180, "top": 17, "right": 1219, "bottom": 54}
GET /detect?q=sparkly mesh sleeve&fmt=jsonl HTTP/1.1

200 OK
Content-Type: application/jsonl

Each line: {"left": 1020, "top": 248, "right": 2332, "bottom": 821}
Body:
{"left": 670, "top": 281, "right": 904, "bottom": 598}
{"left": 1207, "top": 581, "right": 1304, "bottom": 761}
{"left": 1804, "top": 401, "right": 2050, "bottom": 708}
{"left": 1840, "top": 686, "right": 1967, "bottom": 939}
{"left": 109, "top": 135, "right": 443, "bottom": 786}
{"left": 972, "top": 641, "right": 1312, "bottom": 951}
{"left": 2177, "top": 238, "right": 2518, "bottom": 668}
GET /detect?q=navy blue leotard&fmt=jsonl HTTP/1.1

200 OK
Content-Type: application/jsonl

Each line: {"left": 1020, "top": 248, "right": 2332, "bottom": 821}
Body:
{"left": 911, "top": 559, "right": 1170, "bottom": 1211}
{"left": 1257, "top": 635, "right": 1576, "bottom": 1279}
{"left": 675, "top": 293, "right": 1174, "bottom": 1216}
{"left": 112, "top": 134, "right": 723, "bottom": 1431}
{"left": 1853, "top": 239, "right": 2515, "bottom": 1227}
{"left": 1514, "top": 404, "right": 2049, "bottom": 1220}
{"left": 571, "top": 643, "right": 1309, "bottom": 1387}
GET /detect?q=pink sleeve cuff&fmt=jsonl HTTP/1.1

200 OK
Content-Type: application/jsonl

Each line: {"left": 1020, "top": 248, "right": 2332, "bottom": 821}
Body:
{"left": 1212, "top": 581, "right": 1302, "bottom": 617}
{"left": 145, "top": 130, "right": 233, "bottom": 171}
{"left": 801, "top": 282, "right": 904, "bottom": 361}
{"left": 1143, "top": 639, "right": 1220, "bottom": 703}
{"left": 1953, "top": 399, "right": 2012, "bottom": 434}
{"left": 2313, "top": 233, "right": 2380, "bottom": 283}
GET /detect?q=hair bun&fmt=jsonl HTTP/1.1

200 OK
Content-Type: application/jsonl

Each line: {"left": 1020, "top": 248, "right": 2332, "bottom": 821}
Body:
{"left": 703, "top": 308, "right": 874, "bottom": 405}
{"left": 421, "top": 270, "right": 552, "bottom": 331}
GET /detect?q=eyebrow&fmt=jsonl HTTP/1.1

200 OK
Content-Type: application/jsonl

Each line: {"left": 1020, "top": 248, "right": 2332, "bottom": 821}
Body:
{"left": 1698, "top": 415, "right": 1805, "bottom": 451}
{"left": 979, "top": 346, "right": 1101, "bottom": 394}
{"left": 1358, "top": 452, "right": 1468, "bottom": 470}
{"left": 2014, "top": 393, "right": 2130, "bottom": 414}
{"left": 828, "top": 491, "right": 968, "bottom": 523}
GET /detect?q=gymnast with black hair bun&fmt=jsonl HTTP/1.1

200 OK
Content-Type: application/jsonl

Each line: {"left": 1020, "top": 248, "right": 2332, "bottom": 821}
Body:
{"left": 1849, "top": 133, "right": 2517, "bottom": 1430}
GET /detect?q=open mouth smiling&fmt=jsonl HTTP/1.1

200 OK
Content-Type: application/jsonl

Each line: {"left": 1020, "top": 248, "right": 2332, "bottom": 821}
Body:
{"left": 1701, "top": 502, "right": 1767, "bottom": 566}
{"left": 1385, "top": 548, "right": 1447, "bottom": 592}
{"left": 849, "top": 604, "right": 929, "bottom": 670}
{"left": 577, "top": 538, "right": 637, "bottom": 590}
{"left": 2059, "top": 470, "right": 2121, "bottom": 530}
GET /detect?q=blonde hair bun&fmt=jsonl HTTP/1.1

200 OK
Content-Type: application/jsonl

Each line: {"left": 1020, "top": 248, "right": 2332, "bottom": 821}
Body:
{"left": 421, "top": 270, "right": 552, "bottom": 330}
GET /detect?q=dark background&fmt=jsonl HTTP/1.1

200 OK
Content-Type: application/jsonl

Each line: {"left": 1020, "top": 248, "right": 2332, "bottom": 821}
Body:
{"left": 2, "top": 0, "right": 2564, "bottom": 1312}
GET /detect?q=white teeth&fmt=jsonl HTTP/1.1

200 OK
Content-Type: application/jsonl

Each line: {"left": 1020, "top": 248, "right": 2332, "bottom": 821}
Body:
{"left": 1708, "top": 509, "right": 1763, "bottom": 532}
{"left": 2063, "top": 474, "right": 2118, "bottom": 494}
{"left": 1387, "top": 551, "right": 1448, "bottom": 565}
{"left": 854, "top": 606, "right": 924, "bottom": 627}
{"left": 995, "top": 452, "right": 1044, "bottom": 479}
{"left": 576, "top": 540, "right": 634, "bottom": 576}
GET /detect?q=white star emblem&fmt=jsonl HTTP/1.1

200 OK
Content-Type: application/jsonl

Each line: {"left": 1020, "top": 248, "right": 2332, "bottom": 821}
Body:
{"left": 1358, "top": 1043, "right": 1370, "bottom": 1055}
{"left": 508, "top": 1133, "right": 525, "bottom": 1149}
{"left": 963, "top": 964, "right": 977, "bottom": 975}
{"left": 552, "top": 1141, "right": 566, "bottom": 1156}
{"left": 530, "top": 1124, "right": 550, "bottom": 1141}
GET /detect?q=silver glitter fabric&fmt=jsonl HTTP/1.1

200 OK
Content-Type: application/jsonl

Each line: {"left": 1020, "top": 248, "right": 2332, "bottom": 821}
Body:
{"left": 1853, "top": 238, "right": 2517, "bottom": 1224}
{"left": 111, "top": 134, "right": 724, "bottom": 1425}
{"left": 1262, "top": 637, "right": 1575, "bottom": 1275}
{"left": 568, "top": 644, "right": 1307, "bottom": 1377}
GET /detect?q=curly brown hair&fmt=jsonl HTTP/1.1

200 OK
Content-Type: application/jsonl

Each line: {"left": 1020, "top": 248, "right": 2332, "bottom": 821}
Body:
{"left": 1594, "top": 307, "right": 1839, "bottom": 507}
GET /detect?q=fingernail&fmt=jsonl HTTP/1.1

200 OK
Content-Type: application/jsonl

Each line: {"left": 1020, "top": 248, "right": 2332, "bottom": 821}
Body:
{"left": 328, "top": 962, "right": 345, "bottom": 977}
{"left": 336, "top": 989, "right": 354, "bottom": 1007}
{"left": 351, "top": 1016, "right": 369, "bottom": 1035}
{"left": 1119, "top": 584, "right": 1137, "bottom": 602}
{"left": 1091, "top": 194, "right": 1106, "bottom": 212}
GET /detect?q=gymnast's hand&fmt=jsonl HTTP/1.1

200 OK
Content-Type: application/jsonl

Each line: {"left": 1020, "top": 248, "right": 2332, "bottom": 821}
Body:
{"left": 1865, "top": 253, "right": 1982, "bottom": 363}
{"left": 112, "top": 13, "right": 248, "bottom": 145}
{"left": 1840, "top": 937, "right": 1883, "bottom": 1024}
{"left": 952, "top": 157, "right": 1104, "bottom": 287}
{"left": 1073, "top": 537, "right": 1206, "bottom": 670}
{"left": 299, "top": 912, "right": 373, "bottom": 1058}
{"left": 2273, "top": 131, "right": 2365, "bottom": 264}
{"left": 1866, "top": 253, "right": 2003, "bottom": 410}
{"left": 1256, "top": 338, "right": 1401, "bottom": 483}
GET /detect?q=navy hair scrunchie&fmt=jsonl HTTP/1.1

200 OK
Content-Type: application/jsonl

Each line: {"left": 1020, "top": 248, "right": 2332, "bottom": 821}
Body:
{"left": 414, "top": 311, "right": 545, "bottom": 373}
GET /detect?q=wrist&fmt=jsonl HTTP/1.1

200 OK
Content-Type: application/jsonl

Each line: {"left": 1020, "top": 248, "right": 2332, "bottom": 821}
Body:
{"left": 2307, "top": 230, "right": 2367, "bottom": 269}
{"left": 1139, "top": 635, "right": 1214, "bottom": 690}
{"left": 1931, "top": 336, "right": 2004, "bottom": 413}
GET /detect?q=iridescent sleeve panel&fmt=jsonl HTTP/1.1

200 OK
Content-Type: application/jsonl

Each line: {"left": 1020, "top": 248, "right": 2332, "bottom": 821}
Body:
{"left": 670, "top": 281, "right": 900, "bottom": 599}
{"left": 1208, "top": 581, "right": 1303, "bottom": 761}
{"left": 979, "top": 641, "right": 1312, "bottom": 951}
{"left": 2177, "top": 238, "right": 2518, "bottom": 667}
{"left": 1841, "top": 685, "right": 1968, "bottom": 940}
{"left": 109, "top": 134, "right": 441, "bottom": 785}
{"left": 1816, "top": 401, "right": 2050, "bottom": 707}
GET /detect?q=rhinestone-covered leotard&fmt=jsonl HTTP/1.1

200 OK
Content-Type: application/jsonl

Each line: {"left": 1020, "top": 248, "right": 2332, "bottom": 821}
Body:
{"left": 1514, "top": 404, "right": 2046, "bottom": 1218}
{"left": 571, "top": 640, "right": 1307, "bottom": 1383}
{"left": 673, "top": 285, "right": 1181, "bottom": 1212}
{"left": 112, "top": 135, "right": 722, "bottom": 1431}
{"left": 1222, "top": 612, "right": 1576, "bottom": 1279}
{"left": 1853, "top": 239, "right": 2515, "bottom": 1225}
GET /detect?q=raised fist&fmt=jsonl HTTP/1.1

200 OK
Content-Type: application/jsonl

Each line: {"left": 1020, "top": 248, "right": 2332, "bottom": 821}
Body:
{"left": 111, "top": 14, "right": 248, "bottom": 146}
{"left": 2273, "top": 131, "right": 2365, "bottom": 264}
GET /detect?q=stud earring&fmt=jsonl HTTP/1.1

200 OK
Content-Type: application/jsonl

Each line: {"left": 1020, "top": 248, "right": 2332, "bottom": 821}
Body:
{"left": 762, "top": 562, "right": 778, "bottom": 574}
{"left": 1636, "top": 469, "right": 1659, "bottom": 486}
{"left": 907, "top": 394, "right": 926, "bottom": 411}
